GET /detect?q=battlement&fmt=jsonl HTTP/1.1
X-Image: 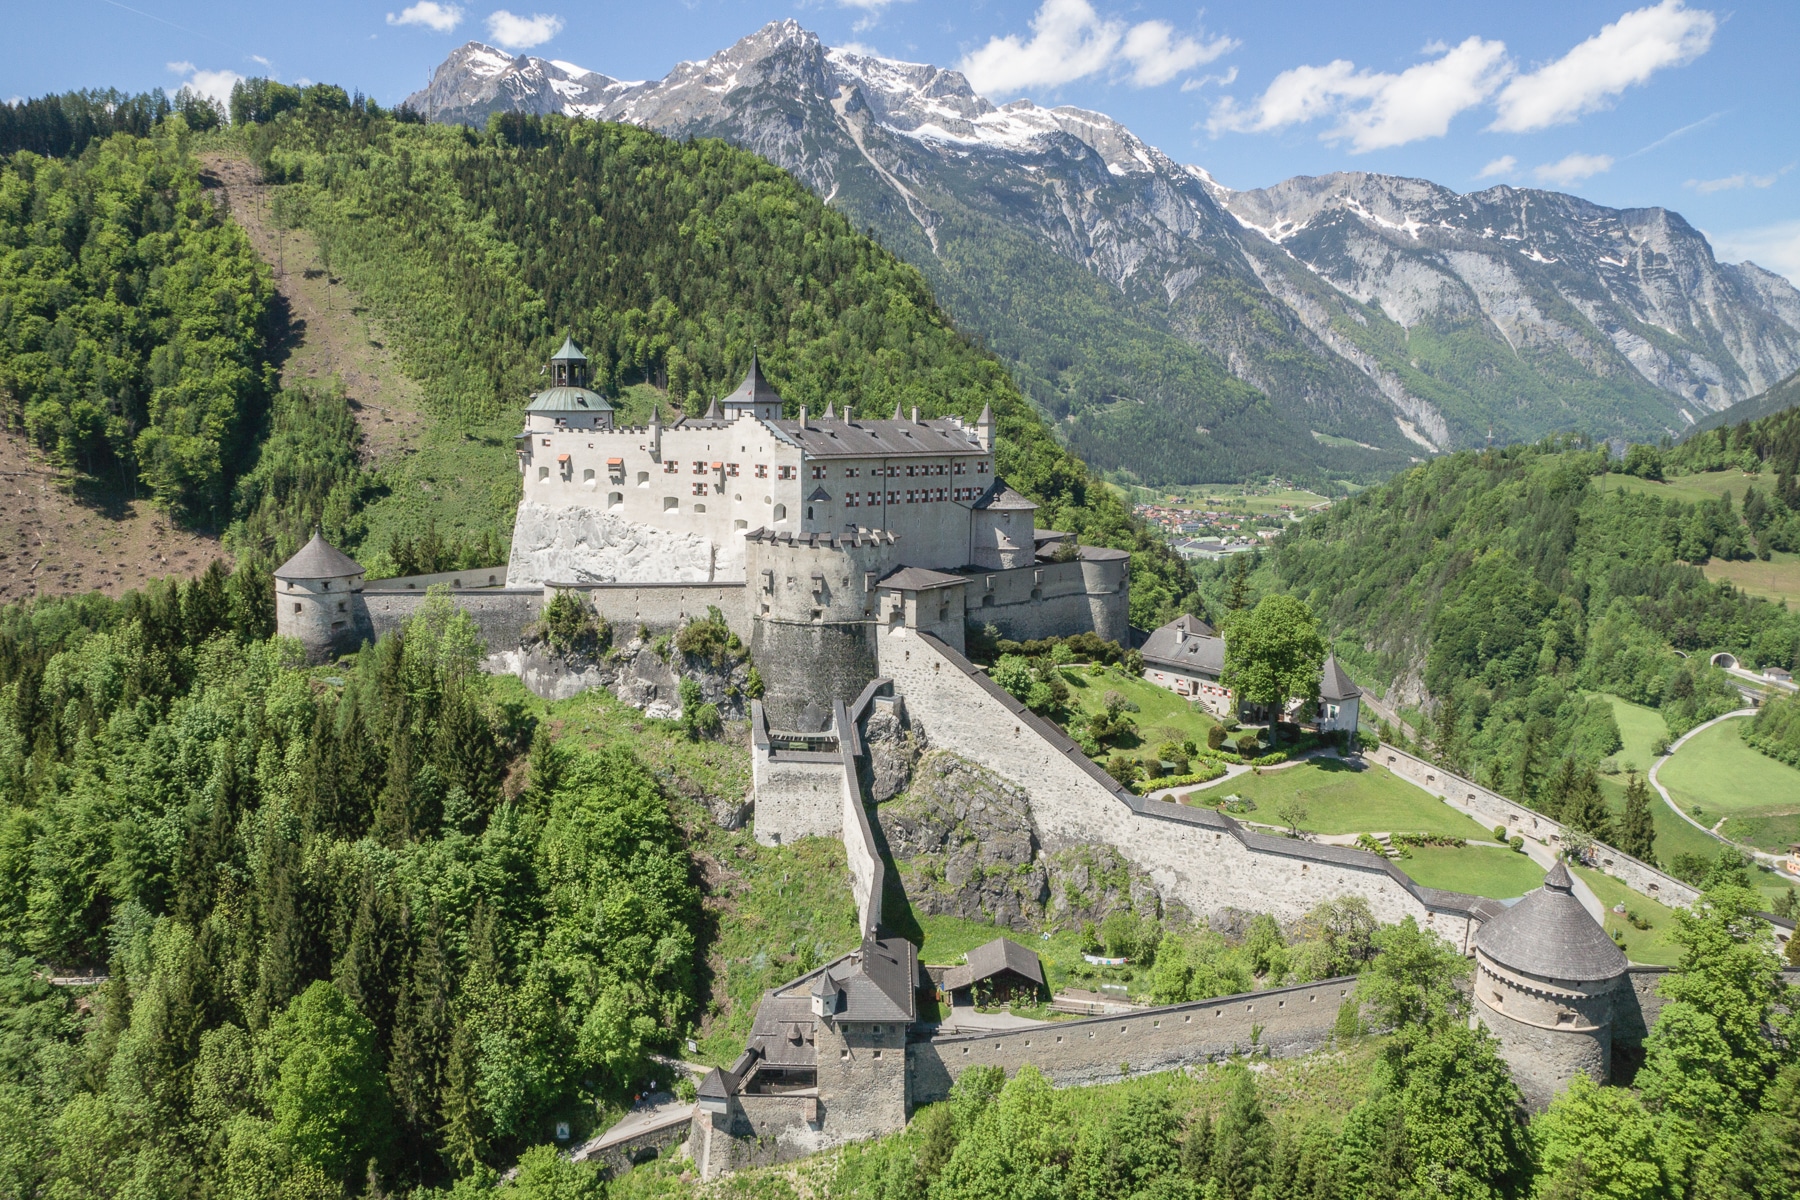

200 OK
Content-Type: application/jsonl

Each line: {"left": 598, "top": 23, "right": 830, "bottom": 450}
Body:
{"left": 743, "top": 527, "right": 900, "bottom": 548}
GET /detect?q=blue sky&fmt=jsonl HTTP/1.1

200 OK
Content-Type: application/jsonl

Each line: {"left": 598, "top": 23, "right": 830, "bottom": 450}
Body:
{"left": 5, "top": 0, "right": 1797, "bottom": 281}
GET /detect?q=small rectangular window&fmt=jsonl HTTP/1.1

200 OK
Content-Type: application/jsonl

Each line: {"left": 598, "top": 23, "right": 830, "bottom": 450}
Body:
{"left": 843, "top": 466, "right": 859, "bottom": 478}
{"left": 663, "top": 461, "right": 678, "bottom": 474}
{"left": 692, "top": 460, "right": 707, "bottom": 474}
{"left": 845, "top": 493, "right": 859, "bottom": 507}
{"left": 777, "top": 465, "right": 795, "bottom": 480}
{"left": 755, "top": 464, "right": 768, "bottom": 479}
{"left": 727, "top": 463, "right": 740, "bottom": 476}
{"left": 692, "top": 482, "right": 707, "bottom": 496}
{"left": 811, "top": 464, "right": 826, "bottom": 479}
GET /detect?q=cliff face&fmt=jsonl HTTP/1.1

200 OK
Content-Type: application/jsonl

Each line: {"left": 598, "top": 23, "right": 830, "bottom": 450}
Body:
{"left": 506, "top": 502, "right": 736, "bottom": 585}
{"left": 411, "top": 23, "right": 1800, "bottom": 478}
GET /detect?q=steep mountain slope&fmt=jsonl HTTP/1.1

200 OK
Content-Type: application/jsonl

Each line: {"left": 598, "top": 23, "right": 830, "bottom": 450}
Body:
{"left": 1685, "top": 367, "right": 1800, "bottom": 438}
{"left": 407, "top": 22, "right": 1800, "bottom": 482}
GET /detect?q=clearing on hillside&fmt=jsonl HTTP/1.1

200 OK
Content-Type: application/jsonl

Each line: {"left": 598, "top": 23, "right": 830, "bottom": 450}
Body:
{"left": 1701, "top": 550, "right": 1800, "bottom": 607}
{"left": 1658, "top": 716, "right": 1800, "bottom": 852}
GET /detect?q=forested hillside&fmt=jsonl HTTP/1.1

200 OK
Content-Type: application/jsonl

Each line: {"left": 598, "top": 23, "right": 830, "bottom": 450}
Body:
{"left": 0, "top": 118, "right": 272, "bottom": 522}
{"left": 1211, "top": 440, "right": 1800, "bottom": 832}
{"left": 232, "top": 104, "right": 1195, "bottom": 623}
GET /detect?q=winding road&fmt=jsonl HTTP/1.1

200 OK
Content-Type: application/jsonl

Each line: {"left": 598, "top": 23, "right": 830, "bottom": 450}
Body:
{"left": 1648, "top": 709, "right": 1799, "bottom": 881}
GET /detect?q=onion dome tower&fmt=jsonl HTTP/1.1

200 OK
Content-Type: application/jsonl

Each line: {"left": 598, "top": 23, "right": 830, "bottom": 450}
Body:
{"left": 1471, "top": 860, "right": 1629, "bottom": 1109}
{"left": 274, "top": 531, "right": 367, "bottom": 663}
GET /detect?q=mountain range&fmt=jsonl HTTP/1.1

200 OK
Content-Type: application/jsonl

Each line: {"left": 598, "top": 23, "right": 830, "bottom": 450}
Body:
{"left": 405, "top": 22, "right": 1800, "bottom": 486}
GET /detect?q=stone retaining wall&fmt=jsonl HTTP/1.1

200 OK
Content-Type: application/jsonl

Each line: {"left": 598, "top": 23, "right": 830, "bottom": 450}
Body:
{"left": 876, "top": 627, "right": 1489, "bottom": 941}
{"left": 1376, "top": 744, "right": 1701, "bottom": 908}
{"left": 750, "top": 701, "right": 846, "bottom": 846}
{"left": 836, "top": 698, "right": 884, "bottom": 939}
{"left": 909, "top": 977, "right": 1356, "bottom": 1100}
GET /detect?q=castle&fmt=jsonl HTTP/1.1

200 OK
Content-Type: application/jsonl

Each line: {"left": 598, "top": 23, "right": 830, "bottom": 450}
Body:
{"left": 272, "top": 342, "right": 1777, "bottom": 1174}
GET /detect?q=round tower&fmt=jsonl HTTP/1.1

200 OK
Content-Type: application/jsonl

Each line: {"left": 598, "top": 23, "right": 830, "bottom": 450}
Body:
{"left": 274, "top": 531, "right": 368, "bottom": 663}
{"left": 1471, "top": 860, "right": 1629, "bottom": 1110}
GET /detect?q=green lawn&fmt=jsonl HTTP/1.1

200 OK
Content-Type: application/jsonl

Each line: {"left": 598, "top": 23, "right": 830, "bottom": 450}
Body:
{"left": 1598, "top": 693, "right": 1667, "bottom": 775}
{"left": 1599, "top": 469, "right": 1765, "bottom": 507}
{"left": 1396, "top": 844, "right": 1543, "bottom": 900}
{"left": 1207, "top": 759, "right": 1495, "bottom": 841}
{"left": 1701, "top": 550, "right": 1800, "bottom": 608}
{"left": 1060, "top": 666, "right": 1222, "bottom": 753}
{"left": 1570, "top": 866, "right": 1685, "bottom": 966}
{"left": 1658, "top": 718, "right": 1800, "bottom": 851}
{"left": 1598, "top": 774, "right": 1722, "bottom": 865}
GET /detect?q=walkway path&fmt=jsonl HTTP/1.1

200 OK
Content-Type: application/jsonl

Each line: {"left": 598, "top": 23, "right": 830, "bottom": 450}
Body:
{"left": 1648, "top": 709, "right": 1798, "bottom": 881}
{"left": 569, "top": 1099, "right": 697, "bottom": 1165}
{"left": 1142, "top": 746, "right": 1341, "bottom": 803}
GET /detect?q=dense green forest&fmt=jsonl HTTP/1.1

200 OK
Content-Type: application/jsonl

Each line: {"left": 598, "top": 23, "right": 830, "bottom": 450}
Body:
{"left": 0, "top": 118, "right": 273, "bottom": 522}
{"left": 235, "top": 104, "right": 1196, "bottom": 624}
{"left": 0, "top": 577, "right": 704, "bottom": 1195}
{"left": 1204, "top": 439, "right": 1800, "bottom": 844}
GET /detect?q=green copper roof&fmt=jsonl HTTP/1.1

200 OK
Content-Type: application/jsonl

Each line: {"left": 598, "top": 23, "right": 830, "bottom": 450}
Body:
{"left": 526, "top": 386, "right": 613, "bottom": 413}
{"left": 550, "top": 335, "right": 587, "bottom": 362}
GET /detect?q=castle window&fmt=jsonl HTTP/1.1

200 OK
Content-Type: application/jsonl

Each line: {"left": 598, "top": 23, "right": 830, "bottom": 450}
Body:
{"left": 583, "top": 468, "right": 595, "bottom": 484}
{"left": 539, "top": 467, "right": 550, "bottom": 481}
{"left": 811, "top": 465, "right": 826, "bottom": 480}
{"left": 845, "top": 493, "right": 859, "bottom": 507}
{"left": 692, "top": 482, "right": 707, "bottom": 496}
{"left": 978, "top": 461, "right": 989, "bottom": 473}
{"left": 773, "top": 504, "right": 788, "bottom": 522}
{"left": 735, "top": 519, "right": 747, "bottom": 530}
{"left": 664, "top": 497, "right": 679, "bottom": 511}
{"left": 806, "top": 506, "right": 814, "bottom": 520}
{"left": 778, "top": 465, "right": 795, "bottom": 480}
{"left": 727, "top": 463, "right": 740, "bottom": 476}
{"left": 664, "top": 461, "right": 678, "bottom": 473}
{"left": 338, "top": 602, "right": 346, "bottom": 612}
{"left": 608, "top": 492, "right": 623, "bottom": 509}
{"left": 887, "top": 491, "right": 898, "bottom": 504}
{"left": 694, "top": 504, "right": 706, "bottom": 513}
{"left": 868, "top": 492, "right": 878, "bottom": 505}
{"left": 844, "top": 466, "right": 859, "bottom": 478}
{"left": 692, "top": 461, "right": 706, "bottom": 474}
{"left": 755, "top": 464, "right": 768, "bottom": 479}
{"left": 954, "top": 462, "right": 966, "bottom": 475}
{"left": 293, "top": 603, "right": 302, "bottom": 613}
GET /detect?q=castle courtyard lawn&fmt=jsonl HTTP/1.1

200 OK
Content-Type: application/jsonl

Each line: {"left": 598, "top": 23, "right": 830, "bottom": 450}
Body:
{"left": 1059, "top": 666, "right": 1220, "bottom": 752}
{"left": 1657, "top": 717, "right": 1800, "bottom": 850}
{"left": 1205, "top": 758, "right": 1495, "bottom": 841}
{"left": 1570, "top": 865, "right": 1684, "bottom": 966}
{"left": 1395, "top": 844, "right": 1544, "bottom": 900}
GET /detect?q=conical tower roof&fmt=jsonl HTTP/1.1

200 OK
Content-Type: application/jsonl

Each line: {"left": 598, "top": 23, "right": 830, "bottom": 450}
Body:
{"left": 275, "top": 531, "right": 364, "bottom": 581}
{"left": 1474, "top": 860, "right": 1626, "bottom": 982}
{"left": 724, "top": 355, "right": 782, "bottom": 405}
{"left": 550, "top": 334, "right": 586, "bottom": 362}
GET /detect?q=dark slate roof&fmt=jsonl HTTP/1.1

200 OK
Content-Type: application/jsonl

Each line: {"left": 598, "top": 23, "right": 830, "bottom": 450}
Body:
{"left": 746, "top": 990, "right": 817, "bottom": 1067}
{"left": 1474, "top": 860, "right": 1627, "bottom": 982}
{"left": 878, "top": 566, "right": 967, "bottom": 592}
{"left": 525, "top": 386, "right": 613, "bottom": 413}
{"left": 1078, "top": 545, "right": 1131, "bottom": 562}
{"left": 941, "top": 937, "right": 1045, "bottom": 992}
{"left": 275, "top": 532, "right": 364, "bottom": 581}
{"left": 768, "top": 416, "right": 984, "bottom": 459}
{"left": 1320, "top": 655, "right": 1361, "bottom": 701}
{"left": 971, "top": 478, "right": 1037, "bottom": 511}
{"left": 550, "top": 334, "right": 587, "bottom": 362}
{"left": 697, "top": 1067, "right": 732, "bottom": 1100}
{"left": 723, "top": 356, "right": 783, "bottom": 407}
{"left": 1141, "top": 614, "right": 1225, "bottom": 676}
{"left": 841, "top": 935, "right": 917, "bottom": 1022}
{"left": 807, "top": 486, "right": 832, "bottom": 502}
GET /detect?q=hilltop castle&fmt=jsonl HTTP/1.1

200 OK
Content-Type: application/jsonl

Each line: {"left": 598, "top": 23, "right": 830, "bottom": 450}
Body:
{"left": 278, "top": 340, "right": 1127, "bottom": 726}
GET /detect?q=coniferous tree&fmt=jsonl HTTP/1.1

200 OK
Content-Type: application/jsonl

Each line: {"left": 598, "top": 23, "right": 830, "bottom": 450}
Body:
{"left": 1212, "top": 1069, "right": 1271, "bottom": 1200}
{"left": 1617, "top": 770, "right": 1657, "bottom": 862}
{"left": 1561, "top": 766, "right": 1615, "bottom": 844}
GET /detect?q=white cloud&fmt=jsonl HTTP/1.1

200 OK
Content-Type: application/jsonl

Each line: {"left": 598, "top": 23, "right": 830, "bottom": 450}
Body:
{"left": 251, "top": 55, "right": 272, "bottom": 67}
{"left": 836, "top": 42, "right": 883, "bottom": 59}
{"left": 1478, "top": 155, "right": 1518, "bottom": 178}
{"left": 1208, "top": 36, "right": 1509, "bottom": 152}
{"left": 485, "top": 9, "right": 562, "bottom": 49}
{"left": 959, "top": 0, "right": 1233, "bottom": 96}
{"left": 1686, "top": 164, "right": 1794, "bottom": 194}
{"left": 389, "top": 3, "right": 464, "bottom": 32}
{"left": 1534, "top": 152, "right": 1614, "bottom": 186}
{"left": 166, "top": 62, "right": 242, "bottom": 108}
{"left": 1491, "top": 1, "right": 1715, "bottom": 133}
{"left": 1180, "top": 66, "right": 1236, "bottom": 93}
{"left": 1709, "top": 220, "right": 1800, "bottom": 287}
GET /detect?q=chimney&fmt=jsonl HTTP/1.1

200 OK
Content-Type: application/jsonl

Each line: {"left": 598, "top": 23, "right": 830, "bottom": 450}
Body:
{"left": 800, "top": 405, "right": 808, "bottom": 427}
{"left": 911, "top": 406, "right": 920, "bottom": 423}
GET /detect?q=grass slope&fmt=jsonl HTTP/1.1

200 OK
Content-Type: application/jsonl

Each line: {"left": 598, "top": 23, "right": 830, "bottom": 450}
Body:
{"left": 1702, "top": 550, "right": 1800, "bottom": 607}
{"left": 1398, "top": 845, "right": 1544, "bottom": 900}
{"left": 1060, "top": 666, "right": 1223, "bottom": 751}
{"left": 1201, "top": 759, "right": 1495, "bottom": 842}
{"left": 1658, "top": 717, "right": 1800, "bottom": 833}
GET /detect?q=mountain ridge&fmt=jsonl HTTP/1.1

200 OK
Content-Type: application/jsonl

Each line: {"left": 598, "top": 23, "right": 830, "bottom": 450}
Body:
{"left": 407, "top": 22, "right": 1800, "bottom": 484}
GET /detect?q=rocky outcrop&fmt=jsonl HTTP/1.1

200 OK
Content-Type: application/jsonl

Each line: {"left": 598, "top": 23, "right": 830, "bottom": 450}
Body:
{"left": 506, "top": 502, "right": 739, "bottom": 586}
{"left": 877, "top": 751, "right": 1183, "bottom": 931}
{"left": 861, "top": 707, "right": 922, "bottom": 802}
{"left": 491, "top": 628, "right": 752, "bottom": 717}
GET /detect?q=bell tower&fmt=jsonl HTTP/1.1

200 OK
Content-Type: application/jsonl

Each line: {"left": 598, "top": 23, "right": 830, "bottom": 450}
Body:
{"left": 548, "top": 334, "right": 588, "bottom": 389}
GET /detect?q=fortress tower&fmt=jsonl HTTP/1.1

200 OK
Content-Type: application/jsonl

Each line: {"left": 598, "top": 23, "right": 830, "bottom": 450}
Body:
{"left": 1471, "top": 860, "right": 1629, "bottom": 1109}
{"left": 275, "top": 532, "right": 370, "bottom": 663}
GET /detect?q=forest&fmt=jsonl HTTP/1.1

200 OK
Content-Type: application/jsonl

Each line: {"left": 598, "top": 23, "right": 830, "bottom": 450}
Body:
{"left": 1201, "top": 438, "right": 1800, "bottom": 844}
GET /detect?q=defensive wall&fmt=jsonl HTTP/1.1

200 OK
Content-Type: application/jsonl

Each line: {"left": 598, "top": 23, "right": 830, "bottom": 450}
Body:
{"left": 1376, "top": 744, "right": 1703, "bottom": 908}
{"left": 963, "top": 551, "right": 1131, "bottom": 645}
{"left": 836, "top": 695, "right": 886, "bottom": 940}
{"left": 909, "top": 976, "right": 1359, "bottom": 1101}
{"left": 749, "top": 703, "right": 845, "bottom": 845}
{"left": 873, "top": 625, "right": 1494, "bottom": 940}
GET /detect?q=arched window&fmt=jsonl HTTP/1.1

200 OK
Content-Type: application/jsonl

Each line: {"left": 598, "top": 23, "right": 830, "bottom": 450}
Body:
{"left": 583, "top": 468, "right": 596, "bottom": 484}
{"left": 608, "top": 492, "right": 623, "bottom": 509}
{"left": 663, "top": 497, "right": 679, "bottom": 511}
{"left": 538, "top": 466, "right": 550, "bottom": 481}
{"left": 773, "top": 504, "right": 788, "bottom": 523}
{"left": 637, "top": 471, "right": 650, "bottom": 485}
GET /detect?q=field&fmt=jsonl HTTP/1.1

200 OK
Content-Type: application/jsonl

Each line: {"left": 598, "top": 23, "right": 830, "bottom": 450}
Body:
{"left": 1396, "top": 844, "right": 1544, "bottom": 900}
{"left": 1599, "top": 693, "right": 1668, "bottom": 775}
{"left": 1701, "top": 550, "right": 1800, "bottom": 607}
{"left": 1657, "top": 717, "right": 1800, "bottom": 851}
{"left": 1196, "top": 758, "right": 1495, "bottom": 841}
{"left": 1113, "top": 480, "right": 1332, "bottom": 516}
{"left": 1059, "top": 666, "right": 1222, "bottom": 751}
{"left": 1598, "top": 468, "right": 1765, "bottom": 506}
{"left": 1570, "top": 866, "right": 1684, "bottom": 966}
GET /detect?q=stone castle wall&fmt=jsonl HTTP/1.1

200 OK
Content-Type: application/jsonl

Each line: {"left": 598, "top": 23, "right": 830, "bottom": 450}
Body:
{"left": 967, "top": 555, "right": 1130, "bottom": 645}
{"left": 909, "top": 976, "right": 1357, "bottom": 1101}
{"left": 875, "top": 627, "right": 1485, "bottom": 939}
{"left": 1376, "top": 745, "right": 1702, "bottom": 909}
{"left": 750, "top": 700, "right": 845, "bottom": 846}
{"left": 363, "top": 587, "right": 544, "bottom": 655}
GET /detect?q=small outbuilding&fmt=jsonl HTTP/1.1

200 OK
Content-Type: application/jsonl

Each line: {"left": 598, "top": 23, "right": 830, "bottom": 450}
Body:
{"left": 940, "top": 937, "right": 1046, "bottom": 1006}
